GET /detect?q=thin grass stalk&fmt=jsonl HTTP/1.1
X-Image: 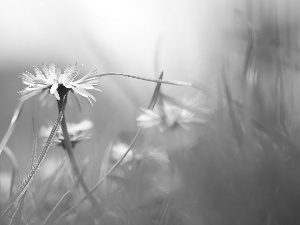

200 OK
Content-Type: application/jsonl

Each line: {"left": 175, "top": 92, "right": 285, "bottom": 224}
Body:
{"left": 3, "top": 146, "right": 19, "bottom": 198}
{"left": 222, "top": 66, "right": 245, "bottom": 159}
{"left": 0, "top": 100, "right": 23, "bottom": 156}
{"left": 97, "top": 72, "right": 216, "bottom": 97}
{"left": 0, "top": 96, "right": 67, "bottom": 218}
{"left": 30, "top": 118, "right": 37, "bottom": 170}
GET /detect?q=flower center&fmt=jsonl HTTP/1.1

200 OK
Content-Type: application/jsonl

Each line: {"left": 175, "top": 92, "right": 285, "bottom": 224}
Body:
{"left": 57, "top": 84, "right": 70, "bottom": 99}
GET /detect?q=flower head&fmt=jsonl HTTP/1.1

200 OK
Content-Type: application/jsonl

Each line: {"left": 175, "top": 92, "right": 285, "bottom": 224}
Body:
{"left": 19, "top": 62, "right": 102, "bottom": 105}
{"left": 40, "top": 119, "right": 93, "bottom": 148}
{"left": 137, "top": 95, "right": 208, "bottom": 131}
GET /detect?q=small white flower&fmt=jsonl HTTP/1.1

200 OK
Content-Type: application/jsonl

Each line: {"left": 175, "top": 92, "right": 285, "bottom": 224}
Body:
{"left": 19, "top": 62, "right": 102, "bottom": 105}
{"left": 40, "top": 119, "right": 93, "bottom": 148}
{"left": 110, "top": 143, "right": 134, "bottom": 164}
{"left": 137, "top": 101, "right": 204, "bottom": 131}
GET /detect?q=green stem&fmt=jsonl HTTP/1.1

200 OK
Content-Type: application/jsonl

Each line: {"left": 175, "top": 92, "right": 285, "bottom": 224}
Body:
{"left": 57, "top": 95, "right": 103, "bottom": 218}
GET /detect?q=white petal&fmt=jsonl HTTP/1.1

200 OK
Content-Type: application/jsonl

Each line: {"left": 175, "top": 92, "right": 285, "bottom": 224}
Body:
{"left": 48, "top": 62, "right": 56, "bottom": 79}
{"left": 50, "top": 83, "right": 58, "bottom": 94}
{"left": 63, "top": 83, "right": 73, "bottom": 89}
{"left": 33, "top": 66, "right": 45, "bottom": 80}
{"left": 53, "top": 91, "right": 60, "bottom": 100}
{"left": 41, "top": 63, "right": 51, "bottom": 79}
{"left": 72, "top": 87, "right": 96, "bottom": 102}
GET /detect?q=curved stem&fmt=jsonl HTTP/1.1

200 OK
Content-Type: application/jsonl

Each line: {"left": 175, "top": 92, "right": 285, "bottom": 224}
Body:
{"left": 58, "top": 96, "right": 103, "bottom": 217}
{"left": 97, "top": 72, "right": 193, "bottom": 87}
{"left": 96, "top": 72, "right": 216, "bottom": 99}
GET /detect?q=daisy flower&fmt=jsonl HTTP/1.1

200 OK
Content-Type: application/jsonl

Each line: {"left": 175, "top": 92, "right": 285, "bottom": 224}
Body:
{"left": 40, "top": 119, "right": 93, "bottom": 149}
{"left": 18, "top": 62, "right": 102, "bottom": 105}
{"left": 137, "top": 95, "right": 208, "bottom": 131}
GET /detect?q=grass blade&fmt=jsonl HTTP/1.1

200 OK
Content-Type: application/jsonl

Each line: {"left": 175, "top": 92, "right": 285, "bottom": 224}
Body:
{"left": 3, "top": 146, "right": 19, "bottom": 172}
{"left": 3, "top": 146, "right": 19, "bottom": 199}
{"left": 147, "top": 71, "right": 163, "bottom": 110}
{"left": 97, "top": 72, "right": 214, "bottom": 96}
{"left": 30, "top": 118, "right": 37, "bottom": 170}
{"left": 99, "top": 141, "right": 113, "bottom": 196}
{"left": 222, "top": 66, "right": 245, "bottom": 158}
{"left": 9, "top": 167, "right": 18, "bottom": 200}
{"left": 0, "top": 100, "right": 23, "bottom": 156}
